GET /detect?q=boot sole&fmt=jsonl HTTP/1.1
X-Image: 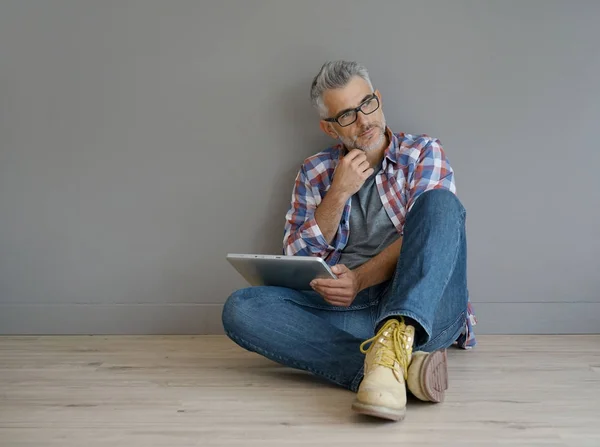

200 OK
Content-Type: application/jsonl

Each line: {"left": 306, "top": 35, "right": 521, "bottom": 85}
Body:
{"left": 419, "top": 349, "right": 448, "bottom": 403}
{"left": 351, "top": 401, "right": 406, "bottom": 421}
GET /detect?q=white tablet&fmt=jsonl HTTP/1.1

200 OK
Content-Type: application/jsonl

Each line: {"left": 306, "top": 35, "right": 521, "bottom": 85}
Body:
{"left": 226, "top": 253, "right": 338, "bottom": 290}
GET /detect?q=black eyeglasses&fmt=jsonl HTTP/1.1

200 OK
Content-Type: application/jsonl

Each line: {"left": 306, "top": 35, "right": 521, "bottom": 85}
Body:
{"left": 323, "top": 93, "right": 380, "bottom": 127}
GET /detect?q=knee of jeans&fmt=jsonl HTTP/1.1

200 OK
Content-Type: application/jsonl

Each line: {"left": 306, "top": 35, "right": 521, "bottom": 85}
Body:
{"left": 412, "top": 189, "right": 465, "bottom": 218}
{"left": 221, "top": 287, "right": 265, "bottom": 337}
{"left": 222, "top": 288, "right": 251, "bottom": 335}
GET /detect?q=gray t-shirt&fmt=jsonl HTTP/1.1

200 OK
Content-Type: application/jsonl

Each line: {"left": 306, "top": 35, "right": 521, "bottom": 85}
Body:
{"left": 338, "top": 164, "right": 401, "bottom": 270}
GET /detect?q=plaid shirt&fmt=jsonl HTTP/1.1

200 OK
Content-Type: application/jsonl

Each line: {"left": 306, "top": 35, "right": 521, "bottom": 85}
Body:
{"left": 283, "top": 130, "right": 476, "bottom": 349}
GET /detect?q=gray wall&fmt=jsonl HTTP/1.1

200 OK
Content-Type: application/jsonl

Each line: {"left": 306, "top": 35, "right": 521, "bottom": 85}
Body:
{"left": 1, "top": 0, "right": 599, "bottom": 335}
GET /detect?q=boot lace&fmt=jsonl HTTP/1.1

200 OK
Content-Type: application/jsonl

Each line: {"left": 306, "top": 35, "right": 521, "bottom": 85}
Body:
{"left": 359, "top": 318, "right": 412, "bottom": 380}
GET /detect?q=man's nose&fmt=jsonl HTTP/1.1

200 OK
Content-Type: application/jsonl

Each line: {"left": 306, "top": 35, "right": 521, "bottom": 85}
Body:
{"left": 355, "top": 111, "right": 369, "bottom": 127}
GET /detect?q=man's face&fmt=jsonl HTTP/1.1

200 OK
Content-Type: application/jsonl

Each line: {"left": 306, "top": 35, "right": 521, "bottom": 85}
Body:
{"left": 320, "top": 76, "right": 387, "bottom": 152}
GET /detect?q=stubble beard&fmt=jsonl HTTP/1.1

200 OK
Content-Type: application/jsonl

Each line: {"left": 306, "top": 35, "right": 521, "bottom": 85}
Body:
{"left": 339, "top": 115, "right": 387, "bottom": 153}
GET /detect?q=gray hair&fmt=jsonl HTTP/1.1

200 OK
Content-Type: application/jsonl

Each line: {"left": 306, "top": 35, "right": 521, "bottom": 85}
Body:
{"left": 310, "top": 60, "right": 374, "bottom": 118}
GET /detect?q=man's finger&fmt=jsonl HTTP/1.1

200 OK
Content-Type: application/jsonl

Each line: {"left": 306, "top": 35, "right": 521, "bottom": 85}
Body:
{"left": 313, "top": 284, "right": 352, "bottom": 296}
{"left": 357, "top": 160, "right": 371, "bottom": 172}
{"left": 331, "top": 264, "right": 350, "bottom": 275}
{"left": 311, "top": 278, "right": 345, "bottom": 288}
{"left": 312, "top": 286, "right": 353, "bottom": 301}
{"left": 361, "top": 168, "right": 375, "bottom": 178}
{"left": 345, "top": 149, "right": 366, "bottom": 161}
{"left": 326, "top": 300, "right": 352, "bottom": 307}
{"left": 323, "top": 297, "right": 352, "bottom": 307}
{"left": 320, "top": 293, "right": 353, "bottom": 304}
{"left": 311, "top": 282, "right": 352, "bottom": 295}
{"left": 311, "top": 284, "right": 346, "bottom": 296}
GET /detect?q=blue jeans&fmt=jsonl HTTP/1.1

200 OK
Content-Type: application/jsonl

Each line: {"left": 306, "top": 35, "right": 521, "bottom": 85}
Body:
{"left": 222, "top": 189, "right": 469, "bottom": 392}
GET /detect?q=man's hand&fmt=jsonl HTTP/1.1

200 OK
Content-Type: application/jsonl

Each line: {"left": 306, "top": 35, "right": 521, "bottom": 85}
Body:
{"left": 310, "top": 264, "right": 363, "bottom": 307}
{"left": 331, "top": 149, "right": 374, "bottom": 198}
{"left": 313, "top": 150, "right": 374, "bottom": 245}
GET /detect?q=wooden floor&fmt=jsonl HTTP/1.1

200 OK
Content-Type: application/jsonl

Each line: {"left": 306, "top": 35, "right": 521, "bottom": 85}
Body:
{"left": 0, "top": 335, "right": 599, "bottom": 447}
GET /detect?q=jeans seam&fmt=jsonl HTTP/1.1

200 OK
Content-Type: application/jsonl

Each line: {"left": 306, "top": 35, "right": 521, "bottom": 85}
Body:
{"left": 436, "top": 210, "right": 466, "bottom": 309}
{"left": 224, "top": 329, "right": 356, "bottom": 391}
{"left": 419, "top": 311, "right": 466, "bottom": 352}
{"left": 286, "top": 301, "right": 377, "bottom": 311}
{"left": 284, "top": 292, "right": 377, "bottom": 312}
{"left": 349, "top": 364, "right": 364, "bottom": 392}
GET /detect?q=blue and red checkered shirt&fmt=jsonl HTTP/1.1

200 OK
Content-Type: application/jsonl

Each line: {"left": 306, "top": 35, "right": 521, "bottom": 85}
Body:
{"left": 283, "top": 130, "right": 477, "bottom": 349}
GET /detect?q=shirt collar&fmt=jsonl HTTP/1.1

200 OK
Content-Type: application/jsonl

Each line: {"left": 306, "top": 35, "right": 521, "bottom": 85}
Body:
{"left": 383, "top": 127, "right": 400, "bottom": 166}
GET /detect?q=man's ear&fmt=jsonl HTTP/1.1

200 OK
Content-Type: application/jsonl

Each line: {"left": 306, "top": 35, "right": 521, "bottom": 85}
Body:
{"left": 375, "top": 89, "right": 382, "bottom": 105}
{"left": 319, "top": 120, "right": 338, "bottom": 139}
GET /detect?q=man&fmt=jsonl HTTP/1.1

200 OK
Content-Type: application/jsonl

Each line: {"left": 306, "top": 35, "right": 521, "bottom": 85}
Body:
{"left": 222, "top": 60, "right": 476, "bottom": 422}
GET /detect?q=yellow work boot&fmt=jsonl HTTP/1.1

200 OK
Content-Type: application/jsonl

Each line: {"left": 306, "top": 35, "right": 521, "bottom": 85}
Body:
{"left": 351, "top": 318, "right": 415, "bottom": 421}
{"left": 406, "top": 350, "right": 448, "bottom": 403}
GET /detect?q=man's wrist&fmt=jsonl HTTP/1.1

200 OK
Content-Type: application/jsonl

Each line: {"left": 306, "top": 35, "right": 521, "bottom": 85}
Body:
{"left": 328, "top": 184, "right": 351, "bottom": 205}
{"left": 353, "top": 267, "right": 369, "bottom": 292}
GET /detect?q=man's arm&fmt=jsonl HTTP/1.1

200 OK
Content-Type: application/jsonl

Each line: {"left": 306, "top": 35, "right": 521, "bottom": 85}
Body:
{"left": 315, "top": 149, "right": 375, "bottom": 243}
{"left": 313, "top": 188, "right": 347, "bottom": 244}
{"left": 283, "top": 166, "right": 336, "bottom": 259}
{"left": 310, "top": 237, "right": 402, "bottom": 307}
{"left": 284, "top": 149, "right": 374, "bottom": 256}
{"left": 354, "top": 237, "right": 402, "bottom": 291}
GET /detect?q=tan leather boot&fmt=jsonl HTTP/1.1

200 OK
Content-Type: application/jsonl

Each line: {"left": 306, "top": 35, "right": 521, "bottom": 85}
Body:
{"left": 406, "top": 350, "right": 448, "bottom": 403}
{"left": 351, "top": 318, "right": 414, "bottom": 421}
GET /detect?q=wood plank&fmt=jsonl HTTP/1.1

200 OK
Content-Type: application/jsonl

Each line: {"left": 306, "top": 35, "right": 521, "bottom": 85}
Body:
{"left": 0, "top": 335, "right": 599, "bottom": 446}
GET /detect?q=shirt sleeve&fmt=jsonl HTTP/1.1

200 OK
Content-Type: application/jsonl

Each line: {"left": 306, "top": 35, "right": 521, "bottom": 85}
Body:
{"left": 282, "top": 166, "right": 336, "bottom": 258}
{"left": 406, "top": 138, "right": 456, "bottom": 212}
